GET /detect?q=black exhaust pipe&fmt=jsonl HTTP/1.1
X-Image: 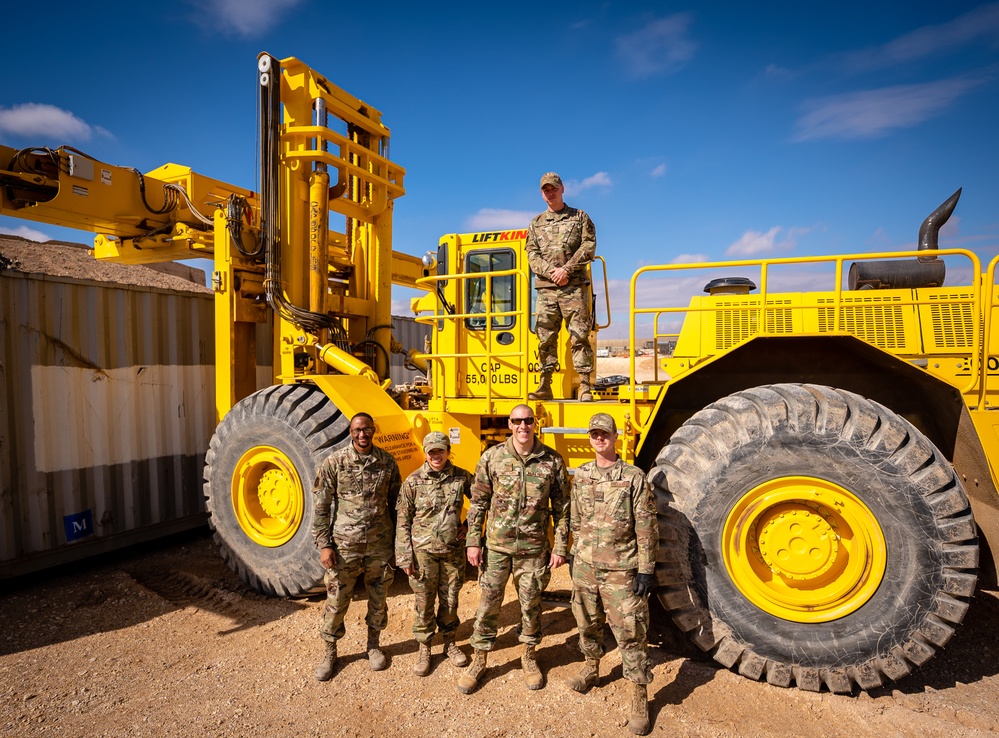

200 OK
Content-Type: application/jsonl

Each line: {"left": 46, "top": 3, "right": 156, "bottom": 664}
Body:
{"left": 917, "top": 187, "right": 961, "bottom": 261}
{"left": 848, "top": 188, "right": 960, "bottom": 290}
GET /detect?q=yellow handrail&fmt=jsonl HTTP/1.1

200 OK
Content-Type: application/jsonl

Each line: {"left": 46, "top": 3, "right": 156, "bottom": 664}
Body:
{"left": 629, "top": 248, "right": 983, "bottom": 423}
{"left": 977, "top": 254, "right": 999, "bottom": 408}
{"left": 593, "top": 255, "right": 611, "bottom": 331}
{"left": 414, "top": 267, "right": 530, "bottom": 409}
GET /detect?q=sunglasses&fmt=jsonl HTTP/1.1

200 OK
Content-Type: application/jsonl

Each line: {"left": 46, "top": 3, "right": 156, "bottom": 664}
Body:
{"left": 510, "top": 417, "right": 536, "bottom": 426}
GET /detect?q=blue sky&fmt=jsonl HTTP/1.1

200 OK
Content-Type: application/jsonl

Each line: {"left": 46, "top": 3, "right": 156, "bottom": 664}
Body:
{"left": 2, "top": 1, "right": 998, "bottom": 337}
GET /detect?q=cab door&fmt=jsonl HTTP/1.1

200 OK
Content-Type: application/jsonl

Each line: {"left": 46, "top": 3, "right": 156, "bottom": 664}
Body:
{"left": 459, "top": 244, "right": 526, "bottom": 399}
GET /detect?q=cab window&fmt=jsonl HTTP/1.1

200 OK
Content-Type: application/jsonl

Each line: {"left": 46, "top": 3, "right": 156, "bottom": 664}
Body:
{"left": 465, "top": 249, "right": 515, "bottom": 330}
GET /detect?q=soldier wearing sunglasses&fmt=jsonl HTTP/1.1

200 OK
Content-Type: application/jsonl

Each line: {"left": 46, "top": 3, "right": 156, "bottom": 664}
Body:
{"left": 457, "top": 405, "right": 570, "bottom": 694}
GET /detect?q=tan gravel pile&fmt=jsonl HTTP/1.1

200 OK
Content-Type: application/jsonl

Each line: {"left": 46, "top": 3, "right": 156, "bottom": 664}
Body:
{"left": 0, "top": 235, "right": 208, "bottom": 293}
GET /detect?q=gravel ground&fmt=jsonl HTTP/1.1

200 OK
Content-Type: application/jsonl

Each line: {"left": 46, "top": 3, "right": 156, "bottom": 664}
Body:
{"left": 4, "top": 528, "right": 999, "bottom": 738}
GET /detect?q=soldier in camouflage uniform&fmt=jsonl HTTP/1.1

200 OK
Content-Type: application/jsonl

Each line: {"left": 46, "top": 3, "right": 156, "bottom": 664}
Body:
{"left": 567, "top": 413, "right": 658, "bottom": 736}
{"left": 312, "top": 412, "right": 401, "bottom": 681}
{"left": 525, "top": 172, "right": 597, "bottom": 402}
{"left": 456, "top": 404, "right": 570, "bottom": 694}
{"left": 396, "top": 431, "right": 473, "bottom": 676}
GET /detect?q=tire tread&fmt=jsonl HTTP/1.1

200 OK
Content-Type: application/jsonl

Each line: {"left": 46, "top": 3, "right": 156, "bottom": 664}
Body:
{"left": 652, "top": 382, "right": 979, "bottom": 693}
{"left": 204, "top": 384, "right": 346, "bottom": 597}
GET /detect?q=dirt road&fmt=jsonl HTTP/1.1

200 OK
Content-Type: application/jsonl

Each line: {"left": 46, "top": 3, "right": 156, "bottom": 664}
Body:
{"left": 3, "top": 528, "right": 999, "bottom": 738}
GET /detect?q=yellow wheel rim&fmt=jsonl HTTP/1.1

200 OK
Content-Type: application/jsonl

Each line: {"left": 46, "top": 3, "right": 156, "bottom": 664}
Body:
{"left": 722, "top": 476, "right": 886, "bottom": 623}
{"left": 231, "top": 445, "right": 304, "bottom": 547}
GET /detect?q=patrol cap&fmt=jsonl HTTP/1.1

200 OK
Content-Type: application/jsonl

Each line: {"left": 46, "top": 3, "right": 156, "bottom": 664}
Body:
{"left": 588, "top": 413, "right": 617, "bottom": 434}
{"left": 540, "top": 172, "right": 563, "bottom": 188}
{"left": 423, "top": 431, "right": 450, "bottom": 452}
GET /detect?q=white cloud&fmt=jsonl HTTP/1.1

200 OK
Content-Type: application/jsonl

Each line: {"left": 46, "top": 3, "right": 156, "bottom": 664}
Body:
{"left": 726, "top": 227, "right": 783, "bottom": 257}
{"left": 866, "top": 227, "right": 895, "bottom": 251}
{"left": 564, "top": 172, "right": 612, "bottom": 197}
{"left": 842, "top": 3, "right": 999, "bottom": 72}
{"left": 0, "top": 103, "right": 107, "bottom": 141}
{"left": 764, "top": 63, "right": 796, "bottom": 81}
{"left": 465, "top": 209, "right": 536, "bottom": 230}
{"left": 630, "top": 273, "right": 726, "bottom": 311}
{"left": 615, "top": 14, "right": 697, "bottom": 77}
{"left": 669, "top": 253, "right": 710, "bottom": 264}
{"left": 0, "top": 225, "right": 52, "bottom": 242}
{"left": 792, "top": 76, "right": 987, "bottom": 142}
{"left": 196, "top": 0, "right": 303, "bottom": 37}
{"left": 392, "top": 298, "right": 413, "bottom": 316}
{"left": 726, "top": 226, "right": 809, "bottom": 257}
{"left": 650, "top": 163, "right": 667, "bottom": 178}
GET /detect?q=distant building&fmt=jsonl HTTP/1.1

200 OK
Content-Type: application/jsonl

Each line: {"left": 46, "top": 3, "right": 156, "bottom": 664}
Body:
{"left": 643, "top": 339, "right": 677, "bottom": 355}
{"left": 595, "top": 335, "right": 677, "bottom": 357}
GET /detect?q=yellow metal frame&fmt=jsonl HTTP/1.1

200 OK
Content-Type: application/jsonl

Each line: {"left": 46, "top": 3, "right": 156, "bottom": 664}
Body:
{"left": 593, "top": 255, "right": 611, "bottom": 330}
{"left": 415, "top": 265, "right": 529, "bottom": 411}
{"left": 411, "top": 239, "right": 652, "bottom": 471}
{"left": 207, "top": 55, "right": 420, "bottom": 422}
{"left": 627, "top": 249, "right": 990, "bottom": 443}
{"left": 266, "top": 54, "right": 404, "bottom": 390}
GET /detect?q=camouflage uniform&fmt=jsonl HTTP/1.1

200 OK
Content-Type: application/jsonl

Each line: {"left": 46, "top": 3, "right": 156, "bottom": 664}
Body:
{"left": 466, "top": 437, "right": 570, "bottom": 650}
{"left": 569, "top": 458, "right": 658, "bottom": 684}
{"left": 312, "top": 443, "right": 401, "bottom": 644}
{"left": 525, "top": 203, "right": 596, "bottom": 376}
{"left": 396, "top": 458, "right": 472, "bottom": 643}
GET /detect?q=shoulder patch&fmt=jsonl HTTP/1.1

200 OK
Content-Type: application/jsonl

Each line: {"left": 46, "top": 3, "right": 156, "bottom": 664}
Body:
{"left": 646, "top": 493, "right": 657, "bottom": 513}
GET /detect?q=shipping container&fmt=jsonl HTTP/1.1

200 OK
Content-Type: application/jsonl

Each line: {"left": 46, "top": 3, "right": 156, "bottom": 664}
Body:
{"left": 0, "top": 238, "right": 217, "bottom": 578}
{"left": 389, "top": 314, "right": 431, "bottom": 387}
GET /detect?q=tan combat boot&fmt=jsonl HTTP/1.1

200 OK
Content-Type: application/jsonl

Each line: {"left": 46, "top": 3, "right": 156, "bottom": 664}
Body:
{"left": 522, "top": 644, "right": 544, "bottom": 690}
{"left": 313, "top": 641, "right": 337, "bottom": 682}
{"left": 578, "top": 377, "right": 594, "bottom": 402}
{"left": 443, "top": 635, "right": 469, "bottom": 667}
{"left": 367, "top": 628, "right": 388, "bottom": 672}
{"left": 565, "top": 657, "right": 599, "bottom": 693}
{"left": 627, "top": 682, "right": 651, "bottom": 735}
{"left": 528, "top": 372, "right": 553, "bottom": 401}
{"left": 457, "top": 649, "right": 488, "bottom": 694}
{"left": 414, "top": 641, "right": 432, "bottom": 677}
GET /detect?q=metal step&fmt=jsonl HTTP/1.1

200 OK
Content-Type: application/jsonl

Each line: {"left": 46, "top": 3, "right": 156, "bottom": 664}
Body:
{"left": 540, "top": 426, "right": 590, "bottom": 435}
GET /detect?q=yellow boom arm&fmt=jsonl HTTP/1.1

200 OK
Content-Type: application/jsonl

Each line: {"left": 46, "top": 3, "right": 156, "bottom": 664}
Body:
{"left": 0, "top": 145, "right": 254, "bottom": 264}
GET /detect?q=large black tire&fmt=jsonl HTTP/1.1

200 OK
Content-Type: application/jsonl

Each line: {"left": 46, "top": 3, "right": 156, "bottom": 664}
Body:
{"left": 651, "top": 383, "right": 979, "bottom": 693}
{"left": 204, "top": 384, "right": 349, "bottom": 597}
